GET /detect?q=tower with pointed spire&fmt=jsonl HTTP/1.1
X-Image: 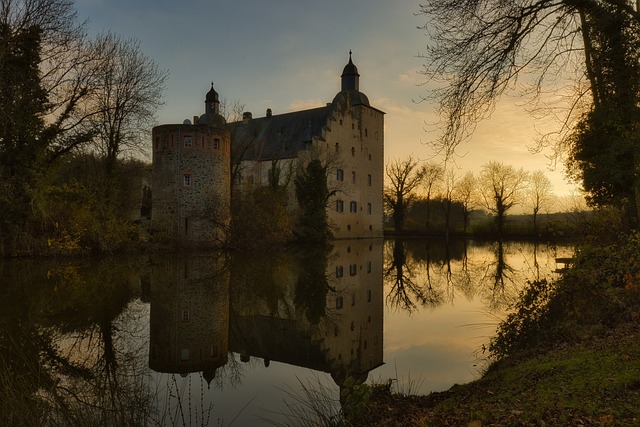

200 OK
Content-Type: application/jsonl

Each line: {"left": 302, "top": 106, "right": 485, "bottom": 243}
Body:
{"left": 341, "top": 50, "right": 360, "bottom": 91}
{"left": 205, "top": 82, "right": 219, "bottom": 115}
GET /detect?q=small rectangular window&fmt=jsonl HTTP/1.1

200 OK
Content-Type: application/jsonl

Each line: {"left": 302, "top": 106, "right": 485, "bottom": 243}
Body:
{"left": 336, "top": 265, "right": 344, "bottom": 278}
{"left": 336, "top": 296, "right": 344, "bottom": 309}
{"left": 336, "top": 200, "right": 344, "bottom": 213}
{"left": 336, "top": 169, "right": 344, "bottom": 181}
{"left": 184, "top": 136, "right": 192, "bottom": 148}
{"left": 351, "top": 171, "right": 356, "bottom": 184}
{"left": 367, "top": 203, "right": 372, "bottom": 214}
{"left": 368, "top": 174, "right": 372, "bottom": 186}
{"left": 183, "top": 174, "right": 191, "bottom": 187}
{"left": 214, "top": 138, "right": 220, "bottom": 150}
{"left": 349, "top": 264, "right": 357, "bottom": 276}
{"left": 350, "top": 201, "right": 357, "bottom": 213}
{"left": 181, "top": 309, "right": 190, "bottom": 322}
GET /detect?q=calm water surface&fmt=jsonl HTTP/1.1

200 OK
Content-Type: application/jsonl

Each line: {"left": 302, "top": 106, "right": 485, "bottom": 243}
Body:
{"left": 0, "top": 239, "right": 573, "bottom": 425}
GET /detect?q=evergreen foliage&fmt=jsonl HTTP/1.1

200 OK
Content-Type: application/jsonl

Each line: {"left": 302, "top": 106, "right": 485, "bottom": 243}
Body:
{"left": 0, "top": 1, "right": 164, "bottom": 256}
{"left": 0, "top": 23, "right": 49, "bottom": 252}
{"left": 489, "top": 218, "right": 640, "bottom": 361}
{"left": 294, "top": 159, "right": 335, "bottom": 242}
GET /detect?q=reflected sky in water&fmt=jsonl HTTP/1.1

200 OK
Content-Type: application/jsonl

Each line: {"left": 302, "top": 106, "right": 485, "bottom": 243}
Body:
{"left": 0, "top": 239, "right": 573, "bottom": 425}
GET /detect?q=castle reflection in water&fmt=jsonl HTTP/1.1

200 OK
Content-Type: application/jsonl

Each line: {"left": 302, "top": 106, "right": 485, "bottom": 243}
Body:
{"left": 147, "top": 239, "right": 384, "bottom": 390}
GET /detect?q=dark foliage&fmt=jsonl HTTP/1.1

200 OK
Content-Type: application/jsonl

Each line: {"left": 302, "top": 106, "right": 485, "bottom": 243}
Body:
{"left": 489, "top": 231, "right": 640, "bottom": 360}
{"left": 294, "top": 159, "right": 335, "bottom": 242}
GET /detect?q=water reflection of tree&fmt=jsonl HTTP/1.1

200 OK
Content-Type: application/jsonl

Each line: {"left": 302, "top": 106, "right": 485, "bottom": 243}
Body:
{"left": 293, "top": 244, "right": 332, "bottom": 325}
{"left": 384, "top": 239, "right": 444, "bottom": 313}
{"left": 0, "top": 258, "right": 155, "bottom": 424}
{"left": 384, "top": 239, "right": 571, "bottom": 316}
{"left": 52, "top": 259, "right": 154, "bottom": 424}
{"left": 476, "top": 240, "right": 517, "bottom": 310}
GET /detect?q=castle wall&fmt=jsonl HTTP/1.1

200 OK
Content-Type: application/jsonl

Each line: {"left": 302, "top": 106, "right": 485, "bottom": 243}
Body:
{"left": 152, "top": 123, "right": 230, "bottom": 246}
{"left": 323, "top": 102, "right": 384, "bottom": 239}
{"left": 322, "top": 239, "right": 384, "bottom": 378}
{"left": 233, "top": 102, "right": 384, "bottom": 240}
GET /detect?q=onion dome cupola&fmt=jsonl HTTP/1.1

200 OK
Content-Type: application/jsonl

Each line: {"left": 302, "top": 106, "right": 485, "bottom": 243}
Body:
{"left": 205, "top": 82, "right": 220, "bottom": 115}
{"left": 341, "top": 50, "right": 360, "bottom": 91}
{"left": 333, "top": 50, "right": 370, "bottom": 107}
{"left": 199, "top": 83, "right": 226, "bottom": 127}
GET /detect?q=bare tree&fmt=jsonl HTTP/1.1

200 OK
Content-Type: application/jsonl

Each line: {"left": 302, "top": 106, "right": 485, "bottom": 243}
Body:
{"left": 422, "top": 162, "right": 444, "bottom": 232}
{"left": 219, "top": 98, "right": 245, "bottom": 123}
{"left": 479, "top": 161, "right": 529, "bottom": 236}
{"left": 418, "top": 1, "right": 640, "bottom": 222}
{"left": 384, "top": 156, "right": 426, "bottom": 232}
{"left": 453, "top": 171, "right": 476, "bottom": 234}
{"left": 87, "top": 32, "right": 167, "bottom": 176}
{"left": 440, "top": 168, "right": 457, "bottom": 239}
{"left": 527, "top": 170, "right": 554, "bottom": 236}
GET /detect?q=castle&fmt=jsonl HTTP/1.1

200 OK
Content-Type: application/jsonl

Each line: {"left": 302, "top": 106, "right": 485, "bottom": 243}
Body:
{"left": 151, "top": 53, "right": 384, "bottom": 245}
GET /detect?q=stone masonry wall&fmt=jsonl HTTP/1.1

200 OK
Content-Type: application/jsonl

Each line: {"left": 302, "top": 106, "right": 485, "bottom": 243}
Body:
{"left": 152, "top": 123, "right": 230, "bottom": 246}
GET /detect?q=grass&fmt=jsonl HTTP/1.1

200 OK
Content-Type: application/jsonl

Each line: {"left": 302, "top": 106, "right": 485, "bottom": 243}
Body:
{"left": 351, "top": 322, "right": 639, "bottom": 426}
{"left": 350, "top": 228, "right": 640, "bottom": 426}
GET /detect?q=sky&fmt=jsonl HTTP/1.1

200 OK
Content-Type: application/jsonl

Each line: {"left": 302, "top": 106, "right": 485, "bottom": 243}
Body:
{"left": 74, "top": 0, "right": 580, "bottom": 199}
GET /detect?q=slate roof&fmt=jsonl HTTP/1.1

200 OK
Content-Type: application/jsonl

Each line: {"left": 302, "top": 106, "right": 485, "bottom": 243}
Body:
{"left": 228, "top": 106, "right": 331, "bottom": 162}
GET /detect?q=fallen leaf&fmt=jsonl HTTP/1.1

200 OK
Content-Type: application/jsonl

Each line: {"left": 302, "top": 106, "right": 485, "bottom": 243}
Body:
{"left": 599, "top": 414, "right": 614, "bottom": 425}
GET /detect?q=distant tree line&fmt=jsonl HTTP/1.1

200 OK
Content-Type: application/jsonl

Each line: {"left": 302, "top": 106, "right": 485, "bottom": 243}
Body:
{"left": 384, "top": 156, "right": 582, "bottom": 238}
{"left": 0, "top": 0, "right": 167, "bottom": 256}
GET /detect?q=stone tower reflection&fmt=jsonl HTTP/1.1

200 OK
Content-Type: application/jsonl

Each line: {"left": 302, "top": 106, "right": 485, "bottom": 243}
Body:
{"left": 148, "top": 254, "right": 229, "bottom": 388}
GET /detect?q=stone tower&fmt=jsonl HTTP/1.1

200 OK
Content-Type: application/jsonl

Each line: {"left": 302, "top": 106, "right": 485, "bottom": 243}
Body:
{"left": 151, "top": 84, "right": 231, "bottom": 246}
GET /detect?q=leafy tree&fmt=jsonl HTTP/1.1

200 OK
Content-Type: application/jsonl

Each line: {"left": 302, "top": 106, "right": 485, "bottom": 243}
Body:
{"left": 0, "top": 22, "right": 48, "bottom": 250}
{"left": 0, "top": 1, "right": 157, "bottom": 254}
{"left": 419, "top": 1, "right": 640, "bottom": 223}
{"left": 479, "top": 161, "right": 528, "bottom": 236}
{"left": 294, "top": 159, "right": 336, "bottom": 242}
{"left": 2, "top": 0, "right": 101, "bottom": 161}
{"left": 383, "top": 156, "right": 426, "bottom": 232}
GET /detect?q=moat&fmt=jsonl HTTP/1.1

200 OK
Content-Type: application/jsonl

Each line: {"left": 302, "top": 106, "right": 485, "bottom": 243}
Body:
{"left": 0, "top": 239, "right": 573, "bottom": 425}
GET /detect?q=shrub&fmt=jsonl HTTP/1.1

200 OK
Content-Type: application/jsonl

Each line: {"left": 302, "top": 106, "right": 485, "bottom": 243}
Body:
{"left": 489, "top": 231, "right": 640, "bottom": 361}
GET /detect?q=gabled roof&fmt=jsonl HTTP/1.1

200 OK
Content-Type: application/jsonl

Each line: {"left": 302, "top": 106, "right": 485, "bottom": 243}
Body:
{"left": 229, "top": 106, "right": 331, "bottom": 162}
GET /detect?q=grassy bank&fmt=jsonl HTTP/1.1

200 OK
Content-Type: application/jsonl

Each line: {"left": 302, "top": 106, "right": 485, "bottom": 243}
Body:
{"left": 349, "top": 226, "right": 640, "bottom": 426}
{"left": 356, "top": 322, "right": 639, "bottom": 426}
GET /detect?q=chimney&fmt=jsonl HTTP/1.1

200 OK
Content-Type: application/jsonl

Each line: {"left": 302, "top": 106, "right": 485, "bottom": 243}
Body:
{"left": 242, "top": 111, "right": 252, "bottom": 124}
{"left": 266, "top": 108, "right": 272, "bottom": 118}
{"left": 193, "top": 115, "right": 199, "bottom": 125}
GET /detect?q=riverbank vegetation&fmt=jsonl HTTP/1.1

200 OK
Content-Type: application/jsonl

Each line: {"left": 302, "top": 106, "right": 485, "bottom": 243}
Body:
{"left": 0, "top": 0, "right": 166, "bottom": 257}
{"left": 346, "top": 209, "right": 640, "bottom": 426}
